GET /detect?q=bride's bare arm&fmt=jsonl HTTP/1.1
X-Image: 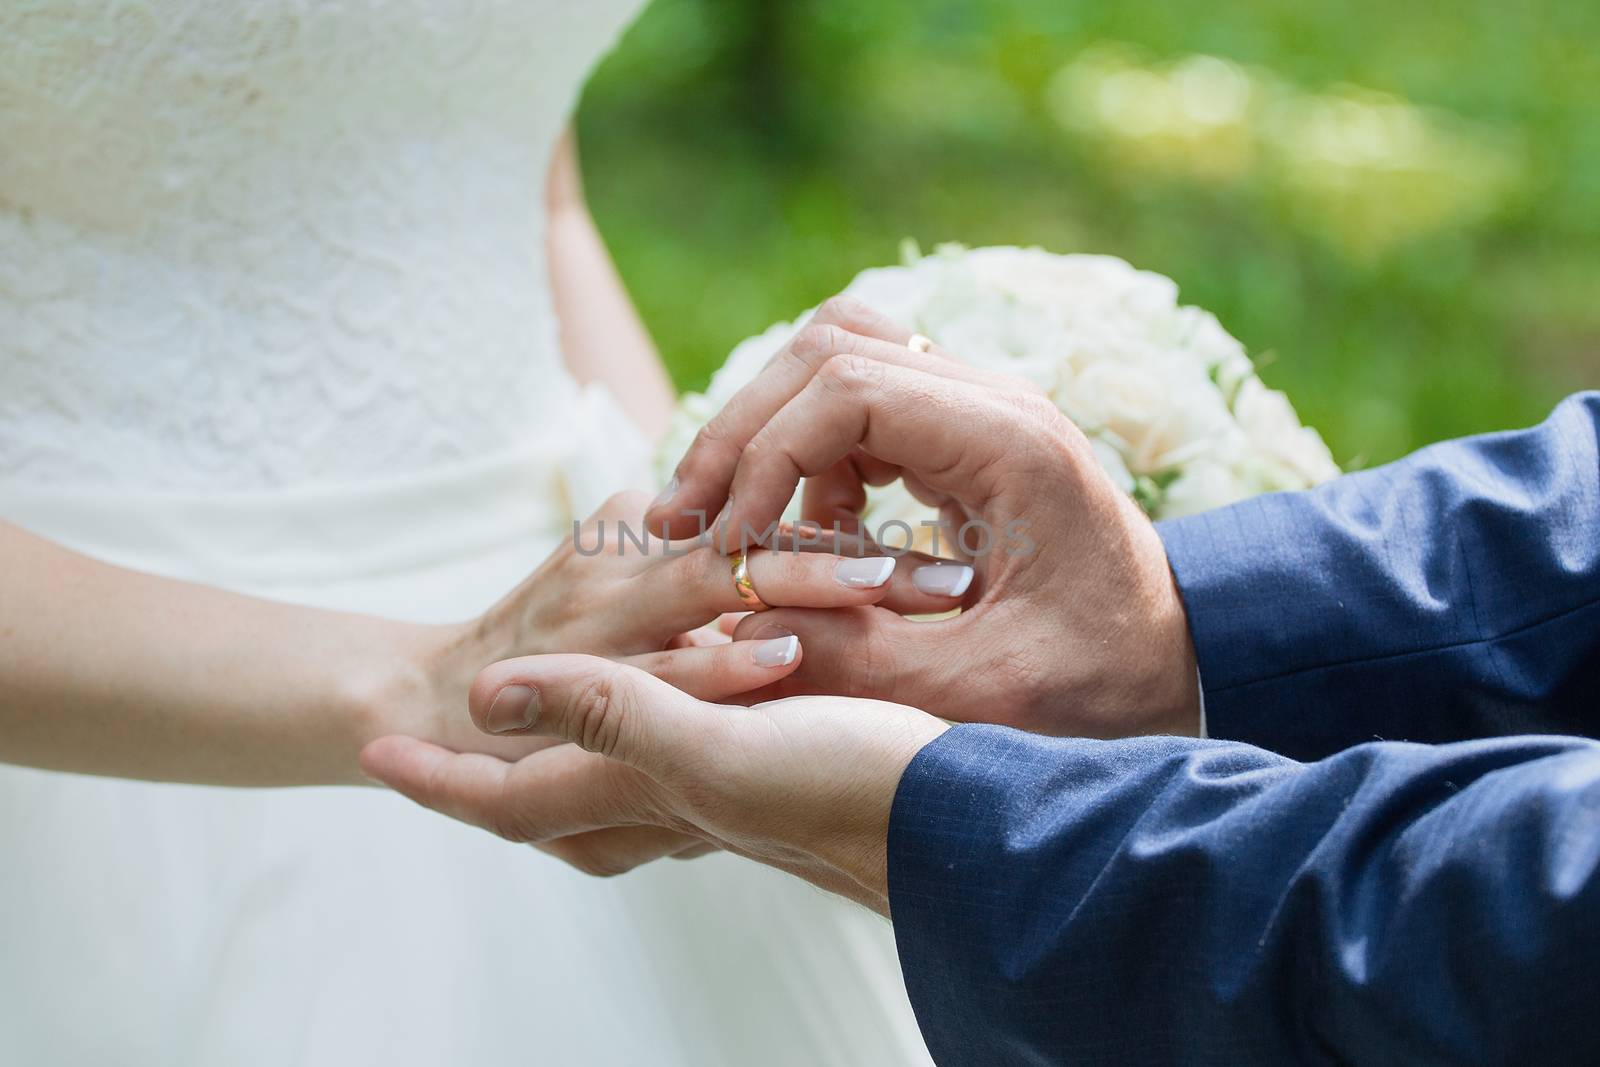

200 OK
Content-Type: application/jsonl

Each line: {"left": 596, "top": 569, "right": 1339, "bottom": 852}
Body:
{"left": 545, "top": 127, "right": 676, "bottom": 442}
{"left": 0, "top": 493, "right": 945, "bottom": 789}
{"left": 0, "top": 517, "right": 474, "bottom": 787}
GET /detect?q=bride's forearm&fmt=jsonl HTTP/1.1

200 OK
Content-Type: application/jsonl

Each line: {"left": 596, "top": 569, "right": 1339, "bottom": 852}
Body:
{"left": 545, "top": 127, "right": 676, "bottom": 442}
{"left": 0, "top": 519, "right": 483, "bottom": 787}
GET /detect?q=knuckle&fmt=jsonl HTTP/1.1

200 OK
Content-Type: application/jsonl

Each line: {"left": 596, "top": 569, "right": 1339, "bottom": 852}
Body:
{"left": 692, "top": 413, "right": 732, "bottom": 453}
{"left": 815, "top": 353, "right": 882, "bottom": 399}
{"left": 738, "top": 428, "right": 776, "bottom": 467}
{"left": 737, "top": 432, "right": 805, "bottom": 487}
{"left": 568, "top": 675, "right": 625, "bottom": 758}
{"left": 1026, "top": 391, "right": 1063, "bottom": 423}
{"left": 770, "top": 346, "right": 814, "bottom": 382}
{"left": 1005, "top": 388, "right": 1064, "bottom": 427}
{"left": 675, "top": 544, "right": 727, "bottom": 599}
{"left": 829, "top": 614, "right": 898, "bottom": 700}
{"left": 816, "top": 294, "right": 875, "bottom": 333}
{"left": 789, "top": 323, "right": 853, "bottom": 364}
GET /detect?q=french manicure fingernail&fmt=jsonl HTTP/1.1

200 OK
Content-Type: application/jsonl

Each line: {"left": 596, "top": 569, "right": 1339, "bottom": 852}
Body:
{"left": 834, "top": 556, "right": 897, "bottom": 588}
{"left": 913, "top": 563, "right": 974, "bottom": 598}
{"left": 485, "top": 684, "right": 539, "bottom": 734}
{"left": 650, "top": 476, "right": 679, "bottom": 511}
{"left": 752, "top": 635, "right": 800, "bottom": 667}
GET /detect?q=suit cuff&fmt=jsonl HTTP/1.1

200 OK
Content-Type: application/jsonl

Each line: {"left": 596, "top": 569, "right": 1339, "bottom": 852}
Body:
{"left": 887, "top": 724, "right": 1024, "bottom": 1063}
{"left": 887, "top": 725, "right": 1240, "bottom": 1061}
{"left": 886, "top": 724, "right": 1102, "bottom": 1064}
{"left": 1157, "top": 498, "right": 1314, "bottom": 752}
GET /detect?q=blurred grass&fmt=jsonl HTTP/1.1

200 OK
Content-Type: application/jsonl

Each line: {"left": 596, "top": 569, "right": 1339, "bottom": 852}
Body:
{"left": 577, "top": 0, "right": 1599, "bottom": 465}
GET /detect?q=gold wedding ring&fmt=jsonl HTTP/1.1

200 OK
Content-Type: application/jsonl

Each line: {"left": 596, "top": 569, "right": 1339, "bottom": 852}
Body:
{"left": 907, "top": 333, "right": 934, "bottom": 354}
{"left": 730, "top": 552, "right": 769, "bottom": 611}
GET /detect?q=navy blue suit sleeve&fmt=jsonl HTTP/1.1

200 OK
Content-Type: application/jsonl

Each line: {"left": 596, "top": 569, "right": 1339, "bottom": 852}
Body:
{"left": 1157, "top": 392, "right": 1600, "bottom": 760}
{"left": 888, "top": 724, "right": 1600, "bottom": 1066}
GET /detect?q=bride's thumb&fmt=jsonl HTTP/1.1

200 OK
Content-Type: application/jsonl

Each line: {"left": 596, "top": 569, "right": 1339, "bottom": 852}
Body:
{"left": 469, "top": 654, "right": 715, "bottom": 771}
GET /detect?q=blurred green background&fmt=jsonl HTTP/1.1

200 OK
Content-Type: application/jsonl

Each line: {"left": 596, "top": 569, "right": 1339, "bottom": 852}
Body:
{"left": 577, "top": 0, "right": 1599, "bottom": 465}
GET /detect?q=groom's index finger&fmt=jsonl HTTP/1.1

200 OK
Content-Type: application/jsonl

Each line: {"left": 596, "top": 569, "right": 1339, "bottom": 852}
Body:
{"left": 717, "top": 358, "right": 1051, "bottom": 546}
{"left": 646, "top": 297, "right": 918, "bottom": 540}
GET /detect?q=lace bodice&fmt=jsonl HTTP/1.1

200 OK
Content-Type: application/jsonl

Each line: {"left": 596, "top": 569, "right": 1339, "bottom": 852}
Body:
{"left": 0, "top": 0, "right": 645, "bottom": 490}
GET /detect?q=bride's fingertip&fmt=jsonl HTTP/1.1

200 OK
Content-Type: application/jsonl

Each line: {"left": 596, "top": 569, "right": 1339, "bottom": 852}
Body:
{"left": 833, "top": 555, "right": 896, "bottom": 590}
{"left": 751, "top": 634, "right": 800, "bottom": 668}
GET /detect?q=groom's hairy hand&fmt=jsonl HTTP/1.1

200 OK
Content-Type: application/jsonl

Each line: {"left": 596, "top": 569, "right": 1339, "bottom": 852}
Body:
{"left": 362, "top": 654, "right": 946, "bottom": 913}
{"left": 646, "top": 296, "right": 1201, "bottom": 739}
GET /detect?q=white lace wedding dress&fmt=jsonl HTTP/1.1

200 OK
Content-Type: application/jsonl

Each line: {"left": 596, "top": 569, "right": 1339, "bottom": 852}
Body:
{"left": 0, "top": 4, "right": 929, "bottom": 1064}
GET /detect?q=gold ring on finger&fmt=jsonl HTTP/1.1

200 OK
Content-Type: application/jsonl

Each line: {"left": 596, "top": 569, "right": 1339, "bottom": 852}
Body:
{"left": 730, "top": 552, "right": 769, "bottom": 612}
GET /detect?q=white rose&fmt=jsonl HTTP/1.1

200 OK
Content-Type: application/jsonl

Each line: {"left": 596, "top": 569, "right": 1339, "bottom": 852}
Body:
{"left": 1171, "top": 307, "right": 1252, "bottom": 373}
{"left": 1064, "top": 359, "right": 1235, "bottom": 474}
{"left": 705, "top": 317, "right": 797, "bottom": 406}
{"left": 1157, "top": 458, "right": 1253, "bottom": 519}
{"left": 1089, "top": 436, "right": 1137, "bottom": 493}
{"left": 1211, "top": 351, "right": 1258, "bottom": 404}
{"left": 1061, "top": 359, "right": 1165, "bottom": 462}
{"left": 1233, "top": 376, "right": 1341, "bottom": 485}
{"left": 658, "top": 246, "right": 1339, "bottom": 536}
{"left": 937, "top": 305, "right": 1064, "bottom": 389}
{"left": 966, "top": 249, "right": 1168, "bottom": 328}
{"left": 654, "top": 394, "right": 718, "bottom": 486}
{"left": 845, "top": 263, "right": 937, "bottom": 324}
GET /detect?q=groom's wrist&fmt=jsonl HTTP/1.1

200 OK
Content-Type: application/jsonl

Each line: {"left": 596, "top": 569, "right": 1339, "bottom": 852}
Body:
{"left": 1148, "top": 570, "right": 1202, "bottom": 737}
{"left": 808, "top": 717, "right": 949, "bottom": 918}
{"left": 1086, "top": 543, "right": 1200, "bottom": 739}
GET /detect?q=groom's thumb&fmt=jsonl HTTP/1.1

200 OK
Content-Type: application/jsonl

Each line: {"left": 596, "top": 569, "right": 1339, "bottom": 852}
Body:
{"left": 470, "top": 654, "right": 713, "bottom": 771}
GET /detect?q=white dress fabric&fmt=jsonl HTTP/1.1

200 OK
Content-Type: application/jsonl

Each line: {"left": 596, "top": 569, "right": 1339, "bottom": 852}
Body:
{"left": 0, "top": 4, "right": 930, "bottom": 1064}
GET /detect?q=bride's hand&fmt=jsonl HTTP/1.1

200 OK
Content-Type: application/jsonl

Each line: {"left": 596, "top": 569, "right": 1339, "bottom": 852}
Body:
{"left": 470, "top": 490, "right": 952, "bottom": 661}
{"left": 375, "top": 490, "right": 953, "bottom": 764}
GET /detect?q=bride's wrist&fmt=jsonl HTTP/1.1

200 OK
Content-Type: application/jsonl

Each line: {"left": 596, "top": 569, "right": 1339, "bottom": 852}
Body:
{"left": 343, "top": 621, "right": 484, "bottom": 758}
{"left": 364, "top": 606, "right": 533, "bottom": 733}
{"left": 342, "top": 591, "right": 544, "bottom": 781}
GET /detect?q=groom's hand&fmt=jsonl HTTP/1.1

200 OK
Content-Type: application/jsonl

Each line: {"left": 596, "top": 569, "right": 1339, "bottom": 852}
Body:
{"left": 645, "top": 296, "right": 1201, "bottom": 739}
{"left": 361, "top": 654, "right": 947, "bottom": 914}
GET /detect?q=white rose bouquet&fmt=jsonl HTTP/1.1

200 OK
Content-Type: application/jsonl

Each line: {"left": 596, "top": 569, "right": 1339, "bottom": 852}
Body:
{"left": 657, "top": 243, "right": 1339, "bottom": 532}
